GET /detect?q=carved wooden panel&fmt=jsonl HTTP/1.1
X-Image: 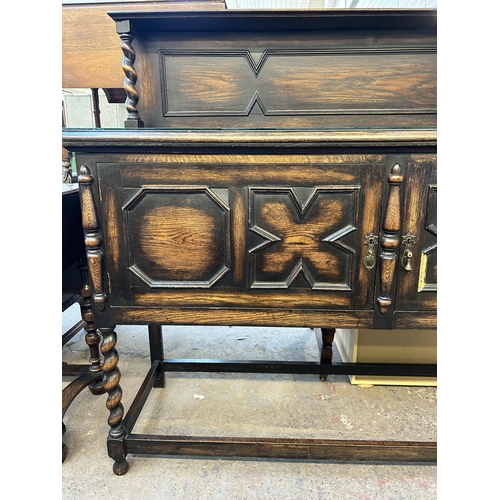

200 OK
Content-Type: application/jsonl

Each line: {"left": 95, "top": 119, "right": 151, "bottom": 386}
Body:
{"left": 123, "top": 186, "right": 230, "bottom": 288}
{"left": 248, "top": 187, "right": 358, "bottom": 290}
{"left": 160, "top": 49, "right": 436, "bottom": 118}
{"left": 395, "top": 155, "right": 437, "bottom": 311}
{"left": 130, "top": 15, "right": 436, "bottom": 129}
{"left": 94, "top": 154, "right": 384, "bottom": 311}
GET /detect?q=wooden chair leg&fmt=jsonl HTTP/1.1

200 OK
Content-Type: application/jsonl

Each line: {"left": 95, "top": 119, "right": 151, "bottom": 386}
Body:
{"left": 79, "top": 265, "right": 105, "bottom": 395}
{"left": 62, "top": 263, "right": 105, "bottom": 463}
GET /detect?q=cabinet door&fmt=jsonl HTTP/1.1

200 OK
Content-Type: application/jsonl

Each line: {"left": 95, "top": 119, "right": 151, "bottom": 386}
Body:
{"left": 395, "top": 154, "right": 437, "bottom": 311}
{"left": 95, "top": 154, "right": 385, "bottom": 317}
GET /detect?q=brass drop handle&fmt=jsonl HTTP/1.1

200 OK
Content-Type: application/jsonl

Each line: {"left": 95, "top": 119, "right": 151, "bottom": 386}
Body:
{"left": 363, "top": 233, "right": 378, "bottom": 270}
{"left": 402, "top": 248, "right": 413, "bottom": 271}
{"left": 401, "top": 232, "right": 416, "bottom": 272}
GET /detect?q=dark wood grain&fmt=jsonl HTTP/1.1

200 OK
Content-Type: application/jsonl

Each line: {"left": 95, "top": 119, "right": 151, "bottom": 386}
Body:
{"left": 396, "top": 155, "right": 437, "bottom": 311}
{"left": 377, "top": 163, "right": 404, "bottom": 314}
{"left": 125, "top": 434, "right": 437, "bottom": 463}
{"left": 62, "top": 187, "right": 85, "bottom": 271}
{"left": 104, "top": 9, "right": 436, "bottom": 129}
{"left": 63, "top": 8, "right": 437, "bottom": 474}
{"left": 62, "top": 128, "right": 437, "bottom": 149}
{"left": 78, "top": 166, "right": 106, "bottom": 310}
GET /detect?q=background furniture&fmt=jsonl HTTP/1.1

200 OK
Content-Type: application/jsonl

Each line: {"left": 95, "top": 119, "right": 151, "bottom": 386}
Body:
{"left": 62, "top": 0, "right": 226, "bottom": 123}
{"left": 62, "top": 184, "right": 105, "bottom": 462}
{"left": 63, "top": 8, "right": 437, "bottom": 474}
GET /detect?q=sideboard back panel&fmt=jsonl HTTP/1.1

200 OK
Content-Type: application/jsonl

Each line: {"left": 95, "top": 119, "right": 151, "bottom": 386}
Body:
{"left": 131, "top": 20, "right": 436, "bottom": 129}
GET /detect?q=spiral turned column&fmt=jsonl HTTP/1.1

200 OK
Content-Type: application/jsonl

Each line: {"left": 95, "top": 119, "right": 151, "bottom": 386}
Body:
{"left": 100, "top": 326, "right": 129, "bottom": 475}
{"left": 118, "top": 21, "right": 144, "bottom": 128}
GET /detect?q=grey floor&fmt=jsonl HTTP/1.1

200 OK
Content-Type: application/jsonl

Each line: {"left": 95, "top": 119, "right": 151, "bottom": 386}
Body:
{"left": 62, "top": 303, "right": 437, "bottom": 499}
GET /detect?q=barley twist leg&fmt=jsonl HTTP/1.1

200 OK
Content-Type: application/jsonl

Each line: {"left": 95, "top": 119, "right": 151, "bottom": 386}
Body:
{"left": 100, "top": 326, "right": 129, "bottom": 475}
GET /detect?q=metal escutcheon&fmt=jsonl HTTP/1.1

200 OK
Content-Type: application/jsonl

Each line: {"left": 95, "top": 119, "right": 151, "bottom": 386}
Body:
{"left": 401, "top": 232, "right": 416, "bottom": 271}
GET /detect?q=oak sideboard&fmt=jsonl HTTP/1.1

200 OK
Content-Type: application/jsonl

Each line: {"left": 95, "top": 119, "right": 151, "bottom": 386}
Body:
{"left": 62, "top": 8, "right": 437, "bottom": 474}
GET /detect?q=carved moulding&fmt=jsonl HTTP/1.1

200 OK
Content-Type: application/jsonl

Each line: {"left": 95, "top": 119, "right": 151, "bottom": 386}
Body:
{"left": 78, "top": 165, "right": 107, "bottom": 311}
{"left": 377, "top": 164, "right": 403, "bottom": 314}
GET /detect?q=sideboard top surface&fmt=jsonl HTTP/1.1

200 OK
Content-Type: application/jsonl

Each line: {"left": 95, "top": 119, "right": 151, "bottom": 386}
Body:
{"left": 108, "top": 9, "right": 437, "bottom": 32}
{"left": 62, "top": 128, "right": 437, "bottom": 153}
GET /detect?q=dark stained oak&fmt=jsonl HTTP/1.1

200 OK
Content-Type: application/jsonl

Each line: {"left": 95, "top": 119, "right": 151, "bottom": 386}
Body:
{"left": 125, "top": 435, "right": 436, "bottom": 463}
{"left": 108, "top": 9, "right": 436, "bottom": 130}
{"left": 63, "top": 8, "right": 437, "bottom": 474}
{"left": 320, "top": 328, "right": 336, "bottom": 381}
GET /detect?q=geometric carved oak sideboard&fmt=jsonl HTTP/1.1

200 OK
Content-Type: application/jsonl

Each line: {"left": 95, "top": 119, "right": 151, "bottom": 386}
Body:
{"left": 62, "top": 8, "right": 437, "bottom": 475}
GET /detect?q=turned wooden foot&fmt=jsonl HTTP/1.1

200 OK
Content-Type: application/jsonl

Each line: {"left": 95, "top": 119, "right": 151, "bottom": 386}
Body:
{"left": 89, "top": 380, "right": 106, "bottom": 395}
{"left": 62, "top": 422, "right": 67, "bottom": 463}
{"left": 320, "top": 328, "right": 335, "bottom": 381}
{"left": 113, "top": 459, "right": 130, "bottom": 476}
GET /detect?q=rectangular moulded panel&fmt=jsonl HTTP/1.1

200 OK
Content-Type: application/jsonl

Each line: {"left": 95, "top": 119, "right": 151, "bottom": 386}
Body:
{"left": 160, "top": 49, "right": 436, "bottom": 116}
{"left": 133, "top": 25, "right": 437, "bottom": 129}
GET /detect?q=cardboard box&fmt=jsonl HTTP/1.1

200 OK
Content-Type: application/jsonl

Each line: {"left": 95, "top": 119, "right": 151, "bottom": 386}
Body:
{"left": 328, "top": 328, "right": 437, "bottom": 387}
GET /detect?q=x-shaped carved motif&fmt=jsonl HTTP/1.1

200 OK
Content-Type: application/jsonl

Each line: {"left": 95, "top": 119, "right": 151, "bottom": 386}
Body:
{"left": 249, "top": 187, "right": 358, "bottom": 289}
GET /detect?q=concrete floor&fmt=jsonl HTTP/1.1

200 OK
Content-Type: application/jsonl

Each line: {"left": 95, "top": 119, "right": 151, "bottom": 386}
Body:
{"left": 62, "top": 303, "right": 437, "bottom": 499}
